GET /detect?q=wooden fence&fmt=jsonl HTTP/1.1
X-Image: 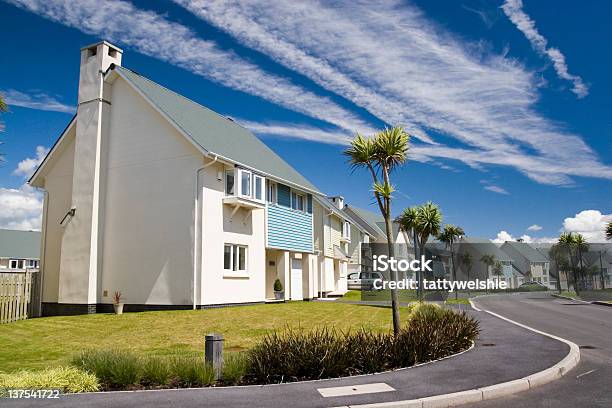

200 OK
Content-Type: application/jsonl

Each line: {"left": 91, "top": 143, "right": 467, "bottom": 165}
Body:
{"left": 0, "top": 271, "right": 34, "bottom": 324}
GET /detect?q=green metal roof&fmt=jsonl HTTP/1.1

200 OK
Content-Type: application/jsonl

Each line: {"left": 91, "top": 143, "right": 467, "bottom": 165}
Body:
{"left": 0, "top": 229, "right": 41, "bottom": 259}
{"left": 114, "top": 66, "right": 320, "bottom": 194}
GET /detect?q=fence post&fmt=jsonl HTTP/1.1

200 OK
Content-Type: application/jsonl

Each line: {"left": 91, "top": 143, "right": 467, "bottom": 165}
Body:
{"left": 205, "top": 333, "right": 224, "bottom": 381}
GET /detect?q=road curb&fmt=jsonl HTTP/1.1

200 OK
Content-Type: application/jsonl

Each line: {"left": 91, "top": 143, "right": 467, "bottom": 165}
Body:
{"left": 592, "top": 301, "right": 612, "bottom": 307}
{"left": 341, "top": 297, "right": 580, "bottom": 408}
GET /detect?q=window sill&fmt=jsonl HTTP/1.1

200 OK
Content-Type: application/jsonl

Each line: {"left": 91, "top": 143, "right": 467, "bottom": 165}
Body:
{"left": 223, "top": 271, "right": 249, "bottom": 279}
{"left": 223, "top": 195, "right": 265, "bottom": 209}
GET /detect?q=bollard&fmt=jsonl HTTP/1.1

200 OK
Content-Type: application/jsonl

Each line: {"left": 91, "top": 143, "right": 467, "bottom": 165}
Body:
{"left": 205, "top": 333, "right": 224, "bottom": 380}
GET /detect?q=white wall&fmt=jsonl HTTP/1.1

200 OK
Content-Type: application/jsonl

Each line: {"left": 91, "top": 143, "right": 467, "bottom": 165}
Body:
{"left": 39, "top": 130, "right": 76, "bottom": 303}
{"left": 99, "top": 78, "right": 203, "bottom": 305}
{"left": 199, "top": 162, "right": 266, "bottom": 305}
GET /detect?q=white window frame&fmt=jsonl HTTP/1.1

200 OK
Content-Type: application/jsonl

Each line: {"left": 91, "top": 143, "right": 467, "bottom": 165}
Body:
{"left": 253, "top": 174, "right": 264, "bottom": 203}
{"left": 238, "top": 169, "right": 252, "bottom": 198}
{"left": 223, "top": 244, "right": 248, "bottom": 273}
{"left": 291, "top": 191, "right": 306, "bottom": 212}
{"left": 342, "top": 221, "right": 351, "bottom": 239}
{"left": 267, "top": 181, "right": 277, "bottom": 204}
{"left": 225, "top": 170, "right": 235, "bottom": 196}
{"left": 9, "top": 259, "right": 24, "bottom": 269}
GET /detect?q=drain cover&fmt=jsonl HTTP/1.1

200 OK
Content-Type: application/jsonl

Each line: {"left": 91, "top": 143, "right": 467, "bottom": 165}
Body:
{"left": 579, "top": 345, "right": 596, "bottom": 349}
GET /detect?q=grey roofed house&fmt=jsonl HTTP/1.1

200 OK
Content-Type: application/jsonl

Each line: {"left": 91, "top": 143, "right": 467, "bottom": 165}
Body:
{"left": 455, "top": 237, "right": 514, "bottom": 280}
{"left": 113, "top": 66, "right": 321, "bottom": 195}
{"left": 500, "top": 241, "right": 548, "bottom": 277}
{"left": 0, "top": 229, "right": 41, "bottom": 259}
{"left": 314, "top": 196, "right": 370, "bottom": 235}
{"left": 343, "top": 205, "right": 387, "bottom": 241}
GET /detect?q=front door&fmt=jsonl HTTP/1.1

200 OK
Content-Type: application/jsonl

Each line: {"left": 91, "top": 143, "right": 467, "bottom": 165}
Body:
{"left": 291, "top": 258, "right": 303, "bottom": 300}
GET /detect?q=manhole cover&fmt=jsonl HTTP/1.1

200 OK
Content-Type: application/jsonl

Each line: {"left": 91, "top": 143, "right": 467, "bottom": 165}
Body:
{"left": 579, "top": 345, "right": 596, "bottom": 349}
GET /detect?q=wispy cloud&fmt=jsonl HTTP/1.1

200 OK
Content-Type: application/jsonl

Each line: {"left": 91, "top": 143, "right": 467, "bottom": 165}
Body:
{"left": 483, "top": 184, "right": 509, "bottom": 195}
{"left": 175, "top": 0, "right": 609, "bottom": 185}
{"left": 13, "top": 145, "right": 49, "bottom": 178}
{"left": 501, "top": 0, "right": 588, "bottom": 98}
{"left": 5, "top": 0, "right": 376, "bottom": 137}
{"left": 1, "top": 89, "right": 74, "bottom": 113}
{"left": 0, "top": 184, "right": 43, "bottom": 230}
{"left": 527, "top": 224, "right": 542, "bottom": 231}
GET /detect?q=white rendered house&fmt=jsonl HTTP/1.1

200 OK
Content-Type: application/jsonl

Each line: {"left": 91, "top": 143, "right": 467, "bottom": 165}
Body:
{"left": 29, "top": 41, "right": 324, "bottom": 315}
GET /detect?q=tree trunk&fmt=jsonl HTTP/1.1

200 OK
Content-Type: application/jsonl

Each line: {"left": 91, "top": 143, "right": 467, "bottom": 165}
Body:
{"left": 450, "top": 243, "right": 457, "bottom": 300}
{"left": 384, "top": 212, "right": 401, "bottom": 336}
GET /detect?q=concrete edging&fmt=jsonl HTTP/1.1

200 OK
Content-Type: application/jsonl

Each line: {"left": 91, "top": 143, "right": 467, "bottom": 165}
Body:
{"left": 338, "top": 297, "right": 580, "bottom": 408}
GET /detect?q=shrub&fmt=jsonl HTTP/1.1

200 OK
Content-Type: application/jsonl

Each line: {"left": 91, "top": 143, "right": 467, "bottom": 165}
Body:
{"left": 0, "top": 367, "right": 100, "bottom": 395}
{"left": 170, "top": 356, "right": 216, "bottom": 387}
{"left": 221, "top": 353, "right": 249, "bottom": 385}
{"left": 72, "top": 349, "right": 142, "bottom": 389}
{"left": 246, "top": 305, "right": 479, "bottom": 384}
{"left": 141, "top": 356, "right": 171, "bottom": 387}
{"left": 273, "top": 278, "right": 283, "bottom": 292}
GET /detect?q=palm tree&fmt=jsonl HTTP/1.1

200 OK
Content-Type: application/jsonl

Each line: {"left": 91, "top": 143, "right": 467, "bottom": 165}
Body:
{"left": 438, "top": 224, "right": 464, "bottom": 299}
{"left": 460, "top": 252, "right": 474, "bottom": 296}
{"left": 395, "top": 207, "right": 418, "bottom": 249}
{"left": 558, "top": 233, "right": 579, "bottom": 295}
{"left": 493, "top": 261, "right": 504, "bottom": 283}
{"left": 549, "top": 243, "right": 566, "bottom": 293}
{"left": 606, "top": 221, "right": 612, "bottom": 241}
{"left": 344, "top": 126, "right": 409, "bottom": 336}
{"left": 574, "top": 234, "right": 589, "bottom": 289}
{"left": 479, "top": 254, "right": 496, "bottom": 290}
{"left": 414, "top": 202, "right": 442, "bottom": 300}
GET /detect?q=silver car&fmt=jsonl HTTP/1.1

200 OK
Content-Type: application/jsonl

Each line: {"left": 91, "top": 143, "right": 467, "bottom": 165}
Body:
{"left": 347, "top": 271, "right": 384, "bottom": 290}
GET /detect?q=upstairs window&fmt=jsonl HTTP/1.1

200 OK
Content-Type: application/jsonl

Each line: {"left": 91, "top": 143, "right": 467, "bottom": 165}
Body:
{"left": 291, "top": 192, "right": 305, "bottom": 211}
{"left": 225, "top": 168, "right": 265, "bottom": 203}
{"left": 342, "top": 221, "right": 351, "bottom": 239}
{"left": 9, "top": 259, "right": 24, "bottom": 269}
{"left": 267, "top": 181, "right": 277, "bottom": 203}
{"left": 240, "top": 170, "right": 251, "bottom": 197}
{"left": 225, "top": 170, "right": 235, "bottom": 195}
{"left": 253, "top": 175, "right": 264, "bottom": 201}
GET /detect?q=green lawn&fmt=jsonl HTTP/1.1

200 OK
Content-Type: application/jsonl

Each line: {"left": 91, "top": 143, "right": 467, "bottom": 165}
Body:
{"left": 338, "top": 290, "right": 418, "bottom": 302}
{"left": 0, "top": 302, "right": 411, "bottom": 373}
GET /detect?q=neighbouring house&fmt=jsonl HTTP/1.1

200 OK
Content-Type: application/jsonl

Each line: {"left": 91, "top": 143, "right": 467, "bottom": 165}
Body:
{"left": 579, "top": 244, "right": 612, "bottom": 290}
{"left": 0, "top": 229, "right": 41, "bottom": 272}
{"left": 312, "top": 196, "right": 370, "bottom": 296}
{"left": 456, "top": 237, "right": 518, "bottom": 287}
{"left": 500, "top": 241, "right": 553, "bottom": 289}
{"left": 29, "top": 41, "right": 328, "bottom": 315}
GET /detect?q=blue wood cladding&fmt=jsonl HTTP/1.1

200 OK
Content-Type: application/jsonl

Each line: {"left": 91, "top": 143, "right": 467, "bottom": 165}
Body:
{"left": 277, "top": 184, "right": 291, "bottom": 207}
{"left": 267, "top": 182, "right": 313, "bottom": 252}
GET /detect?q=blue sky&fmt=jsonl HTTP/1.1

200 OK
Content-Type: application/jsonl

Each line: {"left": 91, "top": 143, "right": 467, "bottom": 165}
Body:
{"left": 1, "top": 0, "right": 611, "bottom": 241}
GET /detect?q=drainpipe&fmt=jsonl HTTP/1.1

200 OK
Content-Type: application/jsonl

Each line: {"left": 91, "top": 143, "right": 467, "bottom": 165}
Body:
{"left": 193, "top": 156, "right": 218, "bottom": 310}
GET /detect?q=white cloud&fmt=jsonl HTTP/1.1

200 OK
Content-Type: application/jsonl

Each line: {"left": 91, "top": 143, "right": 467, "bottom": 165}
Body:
{"left": 492, "top": 230, "right": 514, "bottom": 243}
{"left": 6, "top": 0, "right": 376, "bottom": 138}
{"left": 527, "top": 224, "right": 542, "bottom": 231}
{"left": 1, "top": 89, "right": 75, "bottom": 113}
{"left": 0, "top": 184, "right": 43, "bottom": 231}
{"left": 501, "top": 0, "right": 588, "bottom": 98}
{"left": 13, "top": 146, "right": 49, "bottom": 178}
{"left": 491, "top": 230, "right": 555, "bottom": 243}
{"left": 483, "top": 184, "right": 509, "bottom": 195}
{"left": 175, "top": 0, "right": 610, "bottom": 185}
{"left": 562, "top": 210, "right": 612, "bottom": 242}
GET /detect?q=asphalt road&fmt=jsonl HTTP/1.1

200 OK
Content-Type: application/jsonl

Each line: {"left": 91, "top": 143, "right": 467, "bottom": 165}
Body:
{"left": 471, "top": 292, "right": 612, "bottom": 408}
